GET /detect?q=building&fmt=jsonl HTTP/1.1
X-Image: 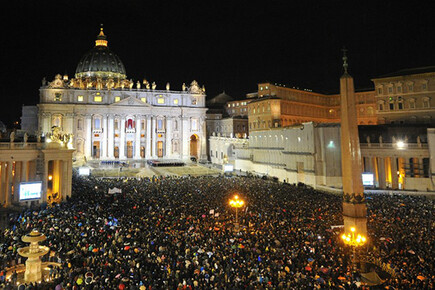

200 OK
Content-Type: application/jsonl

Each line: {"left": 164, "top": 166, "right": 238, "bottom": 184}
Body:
{"left": 225, "top": 99, "right": 249, "bottom": 117}
{"left": 230, "top": 122, "right": 343, "bottom": 187}
{"left": 37, "top": 27, "right": 207, "bottom": 162}
{"left": 205, "top": 92, "right": 248, "bottom": 160}
{"left": 209, "top": 67, "right": 435, "bottom": 191}
{"left": 372, "top": 66, "right": 435, "bottom": 124}
{"left": 209, "top": 122, "right": 434, "bottom": 191}
{"left": 248, "top": 82, "right": 377, "bottom": 131}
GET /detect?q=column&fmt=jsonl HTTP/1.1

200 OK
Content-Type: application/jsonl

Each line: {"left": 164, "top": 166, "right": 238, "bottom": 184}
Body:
{"left": 145, "top": 116, "right": 152, "bottom": 158}
{"left": 182, "top": 116, "right": 190, "bottom": 158}
{"left": 166, "top": 117, "right": 172, "bottom": 158}
{"left": 42, "top": 160, "right": 48, "bottom": 203}
{"left": 119, "top": 115, "right": 126, "bottom": 159}
{"left": 102, "top": 115, "right": 108, "bottom": 158}
{"left": 391, "top": 157, "right": 398, "bottom": 189}
{"left": 134, "top": 115, "right": 142, "bottom": 159}
{"left": 84, "top": 115, "right": 92, "bottom": 159}
{"left": 152, "top": 117, "right": 157, "bottom": 158}
{"left": 5, "top": 161, "right": 12, "bottom": 206}
{"left": 200, "top": 116, "right": 207, "bottom": 161}
{"left": 108, "top": 115, "right": 114, "bottom": 159}
{"left": 0, "top": 162, "right": 6, "bottom": 205}
{"left": 378, "top": 157, "right": 386, "bottom": 189}
{"left": 367, "top": 156, "right": 374, "bottom": 174}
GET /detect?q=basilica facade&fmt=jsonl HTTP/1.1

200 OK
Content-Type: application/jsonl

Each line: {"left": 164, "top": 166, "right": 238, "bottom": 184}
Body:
{"left": 37, "top": 27, "right": 207, "bottom": 162}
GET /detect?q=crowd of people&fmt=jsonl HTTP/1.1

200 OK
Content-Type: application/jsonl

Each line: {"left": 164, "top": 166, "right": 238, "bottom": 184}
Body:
{"left": 0, "top": 173, "right": 434, "bottom": 289}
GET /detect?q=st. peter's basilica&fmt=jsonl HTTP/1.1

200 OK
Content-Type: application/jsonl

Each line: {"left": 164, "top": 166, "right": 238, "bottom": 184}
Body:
{"left": 38, "top": 27, "right": 207, "bottom": 162}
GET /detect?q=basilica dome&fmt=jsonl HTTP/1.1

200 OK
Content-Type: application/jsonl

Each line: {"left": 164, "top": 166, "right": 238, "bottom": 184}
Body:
{"left": 75, "top": 27, "right": 127, "bottom": 80}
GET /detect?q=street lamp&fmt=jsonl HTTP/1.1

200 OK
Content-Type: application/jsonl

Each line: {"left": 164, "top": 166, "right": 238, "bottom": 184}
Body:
{"left": 229, "top": 195, "right": 244, "bottom": 232}
{"left": 341, "top": 227, "right": 367, "bottom": 271}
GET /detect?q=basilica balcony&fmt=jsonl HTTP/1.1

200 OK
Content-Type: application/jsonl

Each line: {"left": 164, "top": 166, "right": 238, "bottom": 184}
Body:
{"left": 93, "top": 129, "right": 103, "bottom": 134}
{"left": 125, "top": 128, "right": 136, "bottom": 133}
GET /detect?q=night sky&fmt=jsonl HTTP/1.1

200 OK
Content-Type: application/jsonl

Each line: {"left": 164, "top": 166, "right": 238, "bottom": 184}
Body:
{"left": 1, "top": 0, "right": 434, "bottom": 126}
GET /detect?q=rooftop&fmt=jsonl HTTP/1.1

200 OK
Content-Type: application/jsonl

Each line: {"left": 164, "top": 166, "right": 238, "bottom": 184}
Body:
{"left": 374, "top": 66, "right": 435, "bottom": 79}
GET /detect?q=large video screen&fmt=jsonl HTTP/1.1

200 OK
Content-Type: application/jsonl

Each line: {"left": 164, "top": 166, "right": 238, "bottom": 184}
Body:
{"left": 362, "top": 173, "right": 374, "bottom": 186}
{"left": 19, "top": 182, "right": 42, "bottom": 201}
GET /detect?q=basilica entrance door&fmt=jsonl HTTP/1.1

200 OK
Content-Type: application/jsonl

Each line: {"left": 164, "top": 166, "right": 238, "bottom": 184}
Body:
{"left": 190, "top": 135, "right": 198, "bottom": 159}
{"left": 93, "top": 141, "right": 100, "bottom": 159}
{"left": 127, "top": 141, "right": 133, "bottom": 158}
{"left": 157, "top": 141, "right": 163, "bottom": 158}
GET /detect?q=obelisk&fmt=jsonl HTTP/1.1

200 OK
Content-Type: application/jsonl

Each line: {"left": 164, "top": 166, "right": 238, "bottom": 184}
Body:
{"left": 340, "top": 49, "right": 367, "bottom": 235}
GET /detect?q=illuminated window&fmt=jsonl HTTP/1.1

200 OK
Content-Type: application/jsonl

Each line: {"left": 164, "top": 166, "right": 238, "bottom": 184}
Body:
{"left": 77, "top": 95, "right": 84, "bottom": 102}
{"left": 94, "top": 96, "right": 102, "bottom": 102}
{"left": 141, "top": 97, "right": 146, "bottom": 103}
{"left": 260, "top": 87, "right": 263, "bottom": 91}
{"left": 174, "top": 99, "right": 179, "bottom": 105}
{"left": 115, "top": 96, "right": 121, "bottom": 102}
{"left": 265, "top": 86, "right": 269, "bottom": 90}
{"left": 228, "top": 104, "right": 231, "bottom": 107}
{"left": 54, "top": 93, "right": 62, "bottom": 101}
{"left": 157, "top": 96, "right": 165, "bottom": 104}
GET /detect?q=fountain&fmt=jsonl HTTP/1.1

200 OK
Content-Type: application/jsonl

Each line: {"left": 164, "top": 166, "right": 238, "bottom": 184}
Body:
{"left": 17, "top": 229, "right": 50, "bottom": 283}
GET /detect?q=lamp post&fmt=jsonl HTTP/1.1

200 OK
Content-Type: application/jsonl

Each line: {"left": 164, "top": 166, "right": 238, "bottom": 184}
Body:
{"left": 341, "top": 227, "right": 367, "bottom": 272}
{"left": 229, "top": 195, "right": 244, "bottom": 232}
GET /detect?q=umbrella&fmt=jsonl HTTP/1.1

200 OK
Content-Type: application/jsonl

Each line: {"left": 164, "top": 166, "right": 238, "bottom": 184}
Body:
{"left": 308, "top": 258, "right": 314, "bottom": 262}
{"left": 338, "top": 276, "right": 346, "bottom": 281}
{"left": 417, "top": 275, "right": 425, "bottom": 281}
{"left": 76, "top": 277, "right": 83, "bottom": 285}
{"left": 305, "top": 266, "right": 312, "bottom": 271}
{"left": 55, "top": 285, "right": 62, "bottom": 290}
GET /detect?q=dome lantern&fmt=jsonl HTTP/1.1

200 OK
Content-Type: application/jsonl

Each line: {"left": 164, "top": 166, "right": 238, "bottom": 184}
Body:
{"left": 95, "top": 24, "right": 108, "bottom": 47}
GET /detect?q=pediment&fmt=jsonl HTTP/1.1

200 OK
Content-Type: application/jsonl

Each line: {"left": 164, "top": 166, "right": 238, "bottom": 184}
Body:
{"left": 110, "top": 96, "right": 151, "bottom": 107}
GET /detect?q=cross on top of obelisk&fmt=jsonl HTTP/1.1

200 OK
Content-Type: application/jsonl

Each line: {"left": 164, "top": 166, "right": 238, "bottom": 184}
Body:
{"left": 342, "top": 47, "right": 349, "bottom": 74}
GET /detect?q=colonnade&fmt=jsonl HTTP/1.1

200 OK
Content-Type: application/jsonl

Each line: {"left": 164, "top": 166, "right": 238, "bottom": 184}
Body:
{"left": 0, "top": 144, "right": 73, "bottom": 206}
{"left": 362, "top": 155, "right": 428, "bottom": 190}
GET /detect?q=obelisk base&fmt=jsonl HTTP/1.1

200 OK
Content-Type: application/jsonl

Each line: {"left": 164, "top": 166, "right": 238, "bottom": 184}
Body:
{"left": 343, "top": 202, "right": 367, "bottom": 236}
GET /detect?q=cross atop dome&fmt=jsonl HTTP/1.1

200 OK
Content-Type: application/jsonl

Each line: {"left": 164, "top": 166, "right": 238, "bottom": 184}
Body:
{"left": 95, "top": 24, "right": 108, "bottom": 47}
